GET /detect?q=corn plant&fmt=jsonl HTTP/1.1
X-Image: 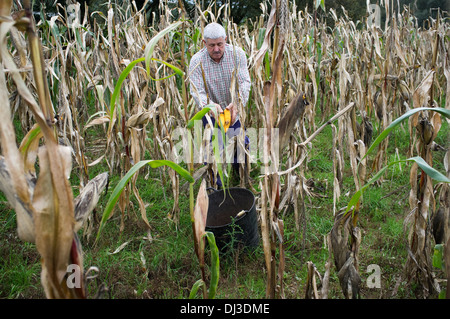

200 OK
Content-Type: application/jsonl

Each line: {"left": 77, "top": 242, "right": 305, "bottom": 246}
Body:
{"left": 337, "top": 106, "right": 450, "bottom": 298}
{"left": 0, "top": 0, "right": 108, "bottom": 298}
{"left": 2, "top": 0, "right": 450, "bottom": 299}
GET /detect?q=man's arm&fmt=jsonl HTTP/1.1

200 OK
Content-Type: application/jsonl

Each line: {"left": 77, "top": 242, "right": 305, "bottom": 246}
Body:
{"left": 188, "top": 54, "right": 209, "bottom": 109}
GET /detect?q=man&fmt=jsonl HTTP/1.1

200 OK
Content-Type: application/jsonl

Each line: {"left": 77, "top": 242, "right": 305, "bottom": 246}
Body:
{"left": 189, "top": 22, "right": 251, "bottom": 185}
{"left": 189, "top": 22, "right": 251, "bottom": 124}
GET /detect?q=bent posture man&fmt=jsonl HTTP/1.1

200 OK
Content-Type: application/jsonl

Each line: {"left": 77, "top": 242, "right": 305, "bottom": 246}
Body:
{"left": 189, "top": 22, "right": 251, "bottom": 185}
{"left": 189, "top": 22, "right": 251, "bottom": 122}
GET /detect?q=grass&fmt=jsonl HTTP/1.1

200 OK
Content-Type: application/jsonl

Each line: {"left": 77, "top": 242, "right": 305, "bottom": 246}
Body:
{"left": 0, "top": 241, "right": 41, "bottom": 298}
{"left": 0, "top": 208, "right": 41, "bottom": 298}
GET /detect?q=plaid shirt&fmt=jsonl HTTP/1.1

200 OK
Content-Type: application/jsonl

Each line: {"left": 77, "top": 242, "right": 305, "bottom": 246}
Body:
{"left": 188, "top": 44, "right": 251, "bottom": 111}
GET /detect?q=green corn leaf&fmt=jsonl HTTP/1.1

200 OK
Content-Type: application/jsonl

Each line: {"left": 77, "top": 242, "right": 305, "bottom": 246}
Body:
{"left": 190, "top": 105, "right": 227, "bottom": 187}
{"left": 315, "top": 0, "right": 325, "bottom": 11}
{"left": 189, "top": 279, "right": 205, "bottom": 299}
{"left": 148, "top": 58, "right": 185, "bottom": 81}
{"left": 96, "top": 160, "right": 193, "bottom": 242}
{"left": 187, "top": 106, "right": 212, "bottom": 129}
{"left": 346, "top": 106, "right": 450, "bottom": 216}
{"left": 205, "top": 231, "right": 219, "bottom": 299}
{"left": 363, "top": 107, "right": 450, "bottom": 161}
{"left": 314, "top": 0, "right": 320, "bottom": 10}
{"left": 144, "top": 21, "right": 183, "bottom": 76}
{"left": 345, "top": 156, "right": 450, "bottom": 215}
{"left": 109, "top": 55, "right": 185, "bottom": 130}
{"left": 344, "top": 162, "right": 391, "bottom": 215}
{"left": 433, "top": 244, "right": 444, "bottom": 269}
{"left": 320, "top": 0, "right": 326, "bottom": 11}
{"left": 407, "top": 156, "right": 450, "bottom": 183}
{"left": 74, "top": 27, "right": 84, "bottom": 51}
{"left": 109, "top": 57, "right": 145, "bottom": 124}
{"left": 19, "top": 124, "right": 42, "bottom": 155}
{"left": 192, "top": 27, "right": 200, "bottom": 45}
{"left": 264, "top": 52, "right": 270, "bottom": 81}
{"left": 146, "top": 160, "right": 193, "bottom": 182}
{"left": 256, "top": 28, "right": 266, "bottom": 49}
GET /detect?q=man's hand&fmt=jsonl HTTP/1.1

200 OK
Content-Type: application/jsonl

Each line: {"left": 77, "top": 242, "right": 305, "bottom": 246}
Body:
{"left": 226, "top": 103, "right": 237, "bottom": 124}
{"left": 208, "top": 103, "right": 223, "bottom": 119}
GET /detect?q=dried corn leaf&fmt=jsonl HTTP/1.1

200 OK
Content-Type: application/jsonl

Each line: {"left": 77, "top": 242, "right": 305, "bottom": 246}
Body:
{"left": 194, "top": 179, "right": 208, "bottom": 260}
{"left": 33, "top": 145, "right": 75, "bottom": 298}
{"left": 412, "top": 70, "right": 435, "bottom": 110}
{"left": 250, "top": 0, "right": 277, "bottom": 71}
{"left": 19, "top": 124, "right": 43, "bottom": 180}
{"left": 305, "top": 261, "right": 321, "bottom": 299}
{"left": 0, "top": 63, "right": 35, "bottom": 242}
{"left": 84, "top": 115, "right": 110, "bottom": 130}
{"left": 74, "top": 172, "right": 109, "bottom": 232}
{"left": 330, "top": 211, "right": 361, "bottom": 299}
{"left": 0, "top": 157, "right": 35, "bottom": 242}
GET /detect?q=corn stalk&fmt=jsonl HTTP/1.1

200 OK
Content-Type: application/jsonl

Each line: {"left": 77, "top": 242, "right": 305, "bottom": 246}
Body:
{"left": 404, "top": 15, "right": 445, "bottom": 295}
{"left": 0, "top": 1, "right": 108, "bottom": 298}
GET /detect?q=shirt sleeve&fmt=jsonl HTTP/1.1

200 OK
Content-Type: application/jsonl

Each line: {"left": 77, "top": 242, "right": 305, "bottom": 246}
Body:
{"left": 188, "top": 53, "right": 209, "bottom": 109}
{"left": 237, "top": 48, "right": 251, "bottom": 107}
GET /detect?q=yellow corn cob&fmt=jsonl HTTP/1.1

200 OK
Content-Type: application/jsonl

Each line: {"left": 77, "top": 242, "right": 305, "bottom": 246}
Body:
{"left": 218, "top": 108, "right": 231, "bottom": 132}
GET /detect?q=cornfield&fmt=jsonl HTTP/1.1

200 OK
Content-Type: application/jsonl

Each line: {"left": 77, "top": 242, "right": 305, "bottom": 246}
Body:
{"left": 0, "top": 0, "right": 449, "bottom": 300}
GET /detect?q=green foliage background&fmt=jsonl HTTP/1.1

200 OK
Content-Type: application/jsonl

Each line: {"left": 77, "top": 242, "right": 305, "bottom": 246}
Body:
{"left": 35, "top": 0, "right": 448, "bottom": 27}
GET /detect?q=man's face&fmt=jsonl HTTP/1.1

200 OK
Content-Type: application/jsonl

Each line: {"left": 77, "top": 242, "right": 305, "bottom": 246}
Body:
{"left": 204, "top": 37, "right": 226, "bottom": 62}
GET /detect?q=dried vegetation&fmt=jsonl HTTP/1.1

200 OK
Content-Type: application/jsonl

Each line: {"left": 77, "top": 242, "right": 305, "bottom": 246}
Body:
{"left": 0, "top": 0, "right": 449, "bottom": 299}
